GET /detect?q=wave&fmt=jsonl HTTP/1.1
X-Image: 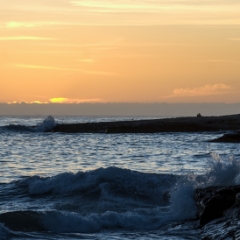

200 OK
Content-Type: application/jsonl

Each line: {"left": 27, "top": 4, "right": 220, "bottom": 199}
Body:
{"left": 2, "top": 116, "right": 56, "bottom": 133}
{"left": 0, "top": 205, "right": 197, "bottom": 234}
{"left": 1, "top": 158, "right": 240, "bottom": 234}
{"left": 17, "top": 167, "right": 178, "bottom": 206}
{"left": 192, "top": 153, "right": 240, "bottom": 187}
{"left": 1, "top": 167, "right": 196, "bottom": 233}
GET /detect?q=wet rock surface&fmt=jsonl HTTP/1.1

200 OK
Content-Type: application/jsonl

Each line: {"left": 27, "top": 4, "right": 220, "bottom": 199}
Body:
{"left": 201, "top": 208, "right": 240, "bottom": 240}
{"left": 195, "top": 186, "right": 240, "bottom": 226}
{"left": 195, "top": 185, "right": 240, "bottom": 239}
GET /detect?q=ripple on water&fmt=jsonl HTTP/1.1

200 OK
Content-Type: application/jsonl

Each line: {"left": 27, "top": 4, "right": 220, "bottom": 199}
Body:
{"left": 0, "top": 131, "right": 240, "bottom": 182}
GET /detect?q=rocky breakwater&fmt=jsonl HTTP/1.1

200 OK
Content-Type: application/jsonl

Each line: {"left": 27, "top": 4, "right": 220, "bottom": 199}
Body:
{"left": 50, "top": 114, "right": 240, "bottom": 133}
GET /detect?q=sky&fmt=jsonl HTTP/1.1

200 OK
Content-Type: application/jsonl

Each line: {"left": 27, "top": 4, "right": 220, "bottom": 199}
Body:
{"left": 1, "top": 0, "right": 240, "bottom": 105}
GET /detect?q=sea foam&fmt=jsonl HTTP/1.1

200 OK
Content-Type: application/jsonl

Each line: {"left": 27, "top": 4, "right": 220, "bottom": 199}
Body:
{"left": 191, "top": 153, "right": 240, "bottom": 187}
{"left": 207, "top": 153, "right": 240, "bottom": 186}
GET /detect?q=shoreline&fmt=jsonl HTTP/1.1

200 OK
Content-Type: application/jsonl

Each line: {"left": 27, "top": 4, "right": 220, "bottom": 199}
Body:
{"left": 51, "top": 114, "right": 240, "bottom": 133}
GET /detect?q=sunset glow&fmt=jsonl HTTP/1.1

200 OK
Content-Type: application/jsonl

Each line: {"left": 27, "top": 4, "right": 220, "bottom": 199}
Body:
{"left": 1, "top": 0, "right": 240, "bottom": 104}
{"left": 49, "top": 98, "right": 68, "bottom": 103}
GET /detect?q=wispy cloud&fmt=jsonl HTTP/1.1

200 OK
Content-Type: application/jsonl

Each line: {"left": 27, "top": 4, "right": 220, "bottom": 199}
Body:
{"left": 68, "top": 0, "right": 240, "bottom": 25}
{"left": 77, "top": 59, "right": 95, "bottom": 63}
{"left": 7, "top": 101, "right": 48, "bottom": 104}
{"left": 13, "top": 64, "right": 115, "bottom": 75}
{"left": 14, "top": 64, "right": 75, "bottom": 71}
{"left": 206, "top": 59, "right": 240, "bottom": 64}
{"left": 7, "top": 98, "right": 104, "bottom": 104}
{"left": 2, "top": 21, "right": 58, "bottom": 29}
{"left": 1, "top": 1, "right": 240, "bottom": 26}
{"left": 0, "top": 36, "right": 54, "bottom": 41}
{"left": 70, "top": 0, "right": 240, "bottom": 12}
{"left": 70, "top": 1, "right": 170, "bottom": 12}
{"left": 164, "top": 84, "right": 231, "bottom": 98}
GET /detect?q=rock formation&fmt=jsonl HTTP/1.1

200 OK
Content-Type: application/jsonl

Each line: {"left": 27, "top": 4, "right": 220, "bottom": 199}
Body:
{"left": 48, "top": 114, "right": 240, "bottom": 133}
{"left": 209, "top": 131, "right": 240, "bottom": 143}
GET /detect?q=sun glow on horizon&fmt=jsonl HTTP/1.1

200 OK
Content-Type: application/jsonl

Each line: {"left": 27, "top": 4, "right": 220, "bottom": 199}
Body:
{"left": 48, "top": 98, "right": 104, "bottom": 104}
{"left": 49, "top": 98, "right": 68, "bottom": 103}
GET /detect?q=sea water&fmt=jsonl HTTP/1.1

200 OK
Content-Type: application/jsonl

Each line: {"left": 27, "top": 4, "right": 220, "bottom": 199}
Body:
{"left": 0, "top": 116, "right": 240, "bottom": 239}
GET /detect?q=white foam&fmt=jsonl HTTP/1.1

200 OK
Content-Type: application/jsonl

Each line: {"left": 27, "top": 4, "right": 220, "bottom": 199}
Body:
{"left": 203, "top": 153, "right": 240, "bottom": 186}
{"left": 166, "top": 154, "right": 240, "bottom": 224}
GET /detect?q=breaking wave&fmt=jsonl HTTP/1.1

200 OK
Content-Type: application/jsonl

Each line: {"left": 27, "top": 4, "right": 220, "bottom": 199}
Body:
{"left": 191, "top": 152, "right": 240, "bottom": 187}
{"left": 1, "top": 156, "right": 240, "bottom": 234}
{"left": 3, "top": 116, "right": 56, "bottom": 133}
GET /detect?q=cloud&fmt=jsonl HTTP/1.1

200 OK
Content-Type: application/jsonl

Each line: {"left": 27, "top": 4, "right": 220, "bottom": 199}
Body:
{"left": 7, "top": 101, "right": 48, "bottom": 104}
{"left": 1, "top": 1, "right": 240, "bottom": 26}
{"left": 165, "top": 84, "right": 231, "bottom": 98}
{"left": 0, "top": 36, "right": 54, "bottom": 41}
{"left": 14, "top": 64, "right": 71, "bottom": 71}
{"left": 3, "top": 21, "right": 58, "bottom": 29}
{"left": 68, "top": 0, "right": 240, "bottom": 25}
{"left": 70, "top": 0, "right": 240, "bottom": 12}
{"left": 13, "top": 64, "right": 114, "bottom": 75}
{"left": 77, "top": 59, "right": 95, "bottom": 63}
{"left": 206, "top": 59, "right": 240, "bottom": 64}
{"left": 7, "top": 98, "right": 104, "bottom": 104}
{"left": 70, "top": 1, "right": 166, "bottom": 12}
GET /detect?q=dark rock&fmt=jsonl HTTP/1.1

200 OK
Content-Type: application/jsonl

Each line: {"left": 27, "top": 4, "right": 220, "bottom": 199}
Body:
{"left": 195, "top": 185, "right": 240, "bottom": 226}
{"left": 50, "top": 114, "right": 240, "bottom": 133}
{"left": 201, "top": 207, "right": 240, "bottom": 239}
{"left": 209, "top": 131, "right": 240, "bottom": 143}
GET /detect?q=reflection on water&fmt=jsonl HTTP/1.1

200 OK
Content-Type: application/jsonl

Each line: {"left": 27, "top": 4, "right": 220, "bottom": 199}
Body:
{"left": 0, "top": 129, "right": 238, "bottom": 183}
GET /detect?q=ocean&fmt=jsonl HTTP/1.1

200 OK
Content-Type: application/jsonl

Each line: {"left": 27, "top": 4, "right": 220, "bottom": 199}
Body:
{"left": 0, "top": 116, "right": 240, "bottom": 239}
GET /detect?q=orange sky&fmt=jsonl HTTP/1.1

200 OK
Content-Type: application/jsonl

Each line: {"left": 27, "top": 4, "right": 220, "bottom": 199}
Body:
{"left": 1, "top": 0, "right": 240, "bottom": 104}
